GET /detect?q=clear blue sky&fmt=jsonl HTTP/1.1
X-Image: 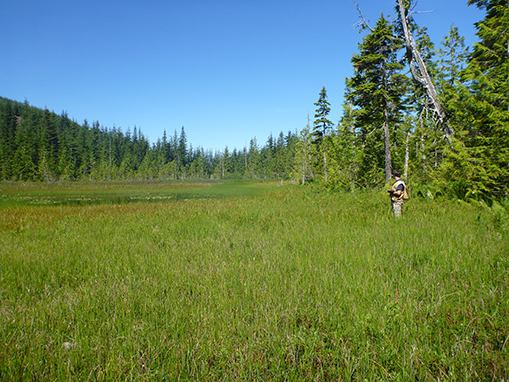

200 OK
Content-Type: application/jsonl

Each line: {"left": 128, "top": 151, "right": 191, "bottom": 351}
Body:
{"left": 1, "top": 0, "right": 483, "bottom": 152}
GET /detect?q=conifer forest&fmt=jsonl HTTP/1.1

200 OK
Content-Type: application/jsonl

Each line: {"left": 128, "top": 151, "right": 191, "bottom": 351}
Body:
{"left": 1, "top": 0, "right": 507, "bottom": 202}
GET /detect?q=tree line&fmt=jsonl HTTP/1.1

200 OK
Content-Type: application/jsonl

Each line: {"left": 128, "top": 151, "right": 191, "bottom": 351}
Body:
{"left": 1, "top": 0, "right": 507, "bottom": 202}
{"left": 0, "top": 98, "right": 297, "bottom": 181}
{"left": 295, "top": 0, "right": 507, "bottom": 202}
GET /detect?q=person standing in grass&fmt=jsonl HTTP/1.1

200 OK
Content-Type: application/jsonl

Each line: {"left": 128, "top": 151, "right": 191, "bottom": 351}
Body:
{"left": 386, "top": 169, "right": 407, "bottom": 217}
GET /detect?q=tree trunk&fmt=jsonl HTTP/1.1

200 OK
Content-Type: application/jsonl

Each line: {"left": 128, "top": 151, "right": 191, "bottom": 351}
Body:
{"left": 323, "top": 140, "right": 328, "bottom": 182}
{"left": 419, "top": 111, "right": 428, "bottom": 175}
{"left": 302, "top": 159, "right": 306, "bottom": 185}
{"left": 383, "top": 109, "right": 392, "bottom": 184}
{"left": 397, "top": 0, "right": 454, "bottom": 143}
{"left": 404, "top": 130, "right": 410, "bottom": 179}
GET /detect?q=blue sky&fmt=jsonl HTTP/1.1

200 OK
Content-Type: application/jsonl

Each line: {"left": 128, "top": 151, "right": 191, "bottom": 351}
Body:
{"left": 1, "top": 0, "right": 483, "bottom": 152}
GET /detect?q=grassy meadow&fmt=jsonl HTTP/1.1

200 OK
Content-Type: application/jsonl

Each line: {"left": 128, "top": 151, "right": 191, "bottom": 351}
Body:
{"left": 0, "top": 180, "right": 508, "bottom": 381}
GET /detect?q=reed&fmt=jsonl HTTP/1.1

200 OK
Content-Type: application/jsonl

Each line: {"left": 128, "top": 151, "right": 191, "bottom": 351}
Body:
{"left": 0, "top": 181, "right": 507, "bottom": 380}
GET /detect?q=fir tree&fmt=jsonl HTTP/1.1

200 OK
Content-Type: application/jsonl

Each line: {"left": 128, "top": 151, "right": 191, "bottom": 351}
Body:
{"left": 347, "top": 14, "right": 407, "bottom": 185}
{"left": 312, "top": 86, "right": 334, "bottom": 182}
{"left": 247, "top": 137, "right": 260, "bottom": 178}
{"left": 38, "top": 109, "right": 60, "bottom": 181}
{"left": 436, "top": 25, "right": 469, "bottom": 127}
{"left": 443, "top": 0, "right": 509, "bottom": 199}
{"left": 332, "top": 92, "right": 359, "bottom": 191}
{"left": 0, "top": 101, "right": 17, "bottom": 179}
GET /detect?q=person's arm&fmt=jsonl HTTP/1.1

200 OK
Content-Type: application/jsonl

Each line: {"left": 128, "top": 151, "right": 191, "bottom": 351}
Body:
{"left": 387, "top": 182, "right": 404, "bottom": 196}
{"left": 394, "top": 183, "right": 404, "bottom": 196}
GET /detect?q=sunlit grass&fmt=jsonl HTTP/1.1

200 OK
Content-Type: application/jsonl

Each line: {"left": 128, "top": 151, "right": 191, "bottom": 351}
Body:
{"left": 0, "top": 182, "right": 507, "bottom": 380}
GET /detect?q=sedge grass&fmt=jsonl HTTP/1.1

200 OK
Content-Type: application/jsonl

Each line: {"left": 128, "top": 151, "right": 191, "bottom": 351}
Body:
{"left": 0, "top": 180, "right": 265, "bottom": 207}
{"left": 0, "top": 182, "right": 507, "bottom": 381}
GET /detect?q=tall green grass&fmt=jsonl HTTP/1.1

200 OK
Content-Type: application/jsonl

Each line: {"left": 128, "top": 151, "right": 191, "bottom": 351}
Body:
{"left": 0, "top": 182, "right": 507, "bottom": 380}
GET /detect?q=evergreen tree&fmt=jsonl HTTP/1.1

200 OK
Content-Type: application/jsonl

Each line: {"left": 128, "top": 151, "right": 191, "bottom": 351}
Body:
{"left": 160, "top": 130, "right": 169, "bottom": 164}
{"left": 0, "top": 96, "right": 301, "bottom": 182}
{"left": 0, "top": 101, "right": 17, "bottom": 179}
{"left": 12, "top": 101, "right": 38, "bottom": 180}
{"left": 312, "top": 86, "right": 334, "bottom": 182}
{"left": 331, "top": 94, "right": 359, "bottom": 191}
{"left": 347, "top": 14, "right": 407, "bottom": 185}
{"left": 396, "top": 0, "right": 454, "bottom": 143}
{"left": 38, "top": 109, "right": 60, "bottom": 181}
{"left": 178, "top": 126, "right": 188, "bottom": 167}
{"left": 273, "top": 132, "right": 285, "bottom": 178}
{"left": 437, "top": 25, "right": 469, "bottom": 87}
{"left": 190, "top": 147, "right": 206, "bottom": 178}
{"left": 260, "top": 134, "right": 275, "bottom": 178}
{"left": 58, "top": 111, "right": 82, "bottom": 180}
{"left": 292, "top": 116, "right": 313, "bottom": 185}
{"left": 246, "top": 138, "right": 260, "bottom": 178}
{"left": 436, "top": 25, "right": 469, "bottom": 127}
{"left": 406, "top": 25, "right": 443, "bottom": 183}
{"left": 442, "top": 0, "right": 509, "bottom": 200}
{"left": 138, "top": 147, "right": 157, "bottom": 180}
{"left": 282, "top": 131, "right": 298, "bottom": 179}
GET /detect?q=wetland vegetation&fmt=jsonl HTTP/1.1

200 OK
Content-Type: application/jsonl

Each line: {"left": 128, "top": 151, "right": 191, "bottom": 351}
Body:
{"left": 1, "top": 181, "right": 507, "bottom": 380}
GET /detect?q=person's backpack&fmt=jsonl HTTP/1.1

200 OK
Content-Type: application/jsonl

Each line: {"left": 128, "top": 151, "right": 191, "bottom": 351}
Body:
{"left": 394, "top": 180, "right": 409, "bottom": 200}
{"left": 402, "top": 184, "right": 409, "bottom": 200}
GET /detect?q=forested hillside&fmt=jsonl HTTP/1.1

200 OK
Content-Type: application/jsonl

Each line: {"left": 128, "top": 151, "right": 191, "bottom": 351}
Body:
{"left": 1, "top": 0, "right": 507, "bottom": 202}
{"left": 0, "top": 97, "right": 297, "bottom": 182}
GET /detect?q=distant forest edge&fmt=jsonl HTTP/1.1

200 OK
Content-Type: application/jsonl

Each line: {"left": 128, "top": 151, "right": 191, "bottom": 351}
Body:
{"left": 0, "top": 1, "right": 508, "bottom": 203}
{"left": 0, "top": 97, "right": 298, "bottom": 182}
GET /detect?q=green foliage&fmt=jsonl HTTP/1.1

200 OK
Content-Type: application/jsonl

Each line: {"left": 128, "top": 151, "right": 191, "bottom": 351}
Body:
{"left": 312, "top": 86, "right": 333, "bottom": 145}
{"left": 436, "top": 25, "right": 468, "bottom": 90}
{"left": 490, "top": 199, "right": 509, "bottom": 232}
{"left": 2, "top": 0, "right": 507, "bottom": 207}
{"left": 325, "top": 124, "right": 358, "bottom": 192}
{"left": 0, "top": 97, "right": 298, "bottom": 182}
{"left": 0, "top": 101, "right": 17, "bottom": 179}
{"left": 318, "top": 0, "right": 507, "bottom": 205}
{"left": 346, "top": 14, "right": 408, "bottom": 185}
{"left": 311, "top": 87, "right": 334, "bottom": 181}
{"left": 440, "top": 0, "right": 509, "bottom": 200}
{"left": 291, "top": 122, "right": 313, "bottom": 185}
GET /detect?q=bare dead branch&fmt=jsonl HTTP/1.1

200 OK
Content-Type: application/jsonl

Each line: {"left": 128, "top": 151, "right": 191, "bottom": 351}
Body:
{"left": 413, "top": 9, "right": 437, "bottom": 15}
{"left": 397, "top": 0, "right": 454, "bottom": 143}
{"left": 353, "top": 0, "right": 373, "bottom": 32}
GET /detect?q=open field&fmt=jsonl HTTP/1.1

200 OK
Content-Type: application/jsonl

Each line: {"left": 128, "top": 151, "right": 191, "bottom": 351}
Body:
{"left": 1, "top": 181, "right": 508, "bottom": 381}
